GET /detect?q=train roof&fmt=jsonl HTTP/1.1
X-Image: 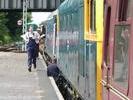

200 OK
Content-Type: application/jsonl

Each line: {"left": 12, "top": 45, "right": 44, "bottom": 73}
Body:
{"left": 47, "top": 10, "right": 58, "bottom": 20}
{"left": 58, "top": 0, "right": 83, "bottom": 14}
{"left": 40, "top": 10, "right": 58, "bottom": 26}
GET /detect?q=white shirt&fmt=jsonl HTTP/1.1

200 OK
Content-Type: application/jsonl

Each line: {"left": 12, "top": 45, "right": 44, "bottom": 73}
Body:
{"left": 22, "top": 31, "right": 40, "bottom": 44}
{"left": 33, "top": 31, "right": 40, "bottom": 44}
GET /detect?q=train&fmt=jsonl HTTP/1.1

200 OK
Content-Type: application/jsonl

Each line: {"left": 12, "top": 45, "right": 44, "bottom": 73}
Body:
{"left": 40, "top": 0, "right": 133, "bottom": 100}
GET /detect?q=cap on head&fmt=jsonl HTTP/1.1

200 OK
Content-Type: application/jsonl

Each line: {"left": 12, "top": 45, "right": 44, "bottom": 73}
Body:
{"left": 52, "top": 55, "right": 57, "bottom": 64}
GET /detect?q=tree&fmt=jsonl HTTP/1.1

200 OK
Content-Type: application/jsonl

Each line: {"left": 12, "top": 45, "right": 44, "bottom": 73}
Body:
{"left": 5, "top": 11, "right": 22, "bottom": 41}
{"left": 6, "top": 11, "right": 32, "bottom": 41}
{"left": 0, "top": 12, "right": 11, "bottom": 44}
{"left": 0, "top": 12, "right": 32, "bottom": 44}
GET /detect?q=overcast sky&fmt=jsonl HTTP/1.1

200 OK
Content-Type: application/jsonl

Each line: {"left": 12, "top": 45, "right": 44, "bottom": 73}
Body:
{"left": 31, "top": 12, "right": 51, "bottom": 25}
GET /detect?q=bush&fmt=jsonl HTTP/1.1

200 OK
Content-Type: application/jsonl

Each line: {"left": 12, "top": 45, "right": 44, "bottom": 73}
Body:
{"left": 3, "top": 34, "right": 12, "bottom": 44}
{"left": 0, "top": 33, "right": 12, "bottom": 44}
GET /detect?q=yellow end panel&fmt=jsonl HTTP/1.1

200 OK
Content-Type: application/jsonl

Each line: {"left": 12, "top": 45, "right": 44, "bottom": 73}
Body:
{"left": 96, "top": 0, "right": 104, "bottom": 100}
{"left": 96, "top": 0, "right": 103, "bottom": 42}
{"left": 96, "top": 43, "right": 103, "bottom": 100}
{"left": 84, "top": 0, "right": 103, "bottom": 100}
{"left": 84, "top": 0, "right": 91, "bottom": 40}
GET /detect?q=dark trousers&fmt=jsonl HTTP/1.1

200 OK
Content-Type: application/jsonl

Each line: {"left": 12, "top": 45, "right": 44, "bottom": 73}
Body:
{"left": 27, "top": 48, "right": 36, "bottom": 68}
{"left": 36, "top": 43, "right": 39, "bottom": 57}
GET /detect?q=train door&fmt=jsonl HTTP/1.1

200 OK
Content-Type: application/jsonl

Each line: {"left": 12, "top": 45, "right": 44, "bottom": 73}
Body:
{"left": 52, "top": 16, "right": 57, "bottom": 56}
{"left": 56, "top": 16, "right": 59, "bottom": 62}
{"left": 102, "top": 0, "right": 132, "bottom": 100}
{"left": 102, "top": 6, "right": 111, "bottom": 100}
{"left": 52, "top": 23, "right": 57, "bottom": 55}
{"left": 84, "top": 41, "right": 96, "bottom": 100}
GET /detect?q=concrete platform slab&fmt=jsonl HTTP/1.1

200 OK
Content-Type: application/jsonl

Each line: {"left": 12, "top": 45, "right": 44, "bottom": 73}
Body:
{"left": 0, "top": 52, "right": 63, "bottom": 100}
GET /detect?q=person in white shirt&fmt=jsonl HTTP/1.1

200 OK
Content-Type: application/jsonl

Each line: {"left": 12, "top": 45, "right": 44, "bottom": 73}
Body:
{"left": 25, "top": 26, "right": 38, "bottom": 72}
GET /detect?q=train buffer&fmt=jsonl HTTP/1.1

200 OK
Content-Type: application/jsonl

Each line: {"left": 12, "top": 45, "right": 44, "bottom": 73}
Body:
{"left": 0, "top": 52, "right": 64, "bottom": 100}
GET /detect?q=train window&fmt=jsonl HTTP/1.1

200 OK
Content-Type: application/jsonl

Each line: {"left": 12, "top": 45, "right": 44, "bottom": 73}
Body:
{"left": 74, "top": 11, "right": 79, "bottom": 31}
{"left": 118, "top": 0, "right": 128, "bottom": 21}
{"left": 64, "top": 15, "right": 66, "bottom": 30}
{"left": 65, "top": 15, "right": 67, "bottom": 31}
{"left": 113, "top": 25, "right": 130, "bottom": 88}
{"left": 64, "top": 16, "right": 66, "bottom": 31}
{"left": 70, "top": 14, "right": 72, "bottom": 32}
{"left": 90, "top": 0, "right": 96, "bottom": 32}
{"left": 104, "top": 7, "right": 111, "bottom": 65}
{"left": 61, "top": 15, "right": 65, "bottom": 31}
{"left": 67, "top": 14, "right": 71, "bottom": 31}
{"left": 71, "top": 13, "right": 74, "bottom": 31}
{"left": 127, "top": 0, "right": 133, "bottom": 18}
{"left": 72, "top": 13, "right": 76, "bottom": 31}
{"left": 67, "top": 15, "right": 69, "bottom": 31}
{"left": 60, "top": 16, "right": 63, "bottom": 31}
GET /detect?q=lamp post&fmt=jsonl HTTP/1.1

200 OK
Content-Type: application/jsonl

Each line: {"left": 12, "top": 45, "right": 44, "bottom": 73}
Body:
{"left": 23, "top": 0, "right": 29, "bottom": 34}
{"left": 22, "top": 0, "right": 29, "bottom": 51}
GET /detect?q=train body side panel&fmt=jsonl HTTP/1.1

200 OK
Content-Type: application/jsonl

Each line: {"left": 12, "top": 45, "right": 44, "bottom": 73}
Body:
{"left": 57, "top": 0, "right": 97, "bottom": 99}
{"left": 45, "top": 18, "right": 56, "bottom": 58}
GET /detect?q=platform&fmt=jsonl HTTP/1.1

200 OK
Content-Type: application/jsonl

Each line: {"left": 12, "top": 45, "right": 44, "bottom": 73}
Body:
{"left": 0, "top": 52, "right": 63, "bottom": 100}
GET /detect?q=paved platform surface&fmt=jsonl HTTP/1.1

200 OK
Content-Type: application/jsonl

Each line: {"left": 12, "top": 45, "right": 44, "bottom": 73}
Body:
{"left": 0, "top": 52, "right": 59, "bottom": 100}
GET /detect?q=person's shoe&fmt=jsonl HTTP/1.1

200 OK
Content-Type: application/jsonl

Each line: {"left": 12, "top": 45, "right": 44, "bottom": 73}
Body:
{"left": 34, "top": 65, "right": 36, "bottom": 69}
{"left": 28, "top": 67, "right": 31, "bottom": 72}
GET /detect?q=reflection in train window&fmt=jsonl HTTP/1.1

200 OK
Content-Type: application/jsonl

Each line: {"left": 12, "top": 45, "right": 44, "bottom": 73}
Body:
{"left": 118, "top": 0, "right": 128, "bottom": 21}
{"left": 113, "top": 25, "right": 130, "bottom": 89}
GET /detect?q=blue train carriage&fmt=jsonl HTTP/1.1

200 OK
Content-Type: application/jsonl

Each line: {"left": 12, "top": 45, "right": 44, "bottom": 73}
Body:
{"left": 57, "top": 0, "right": 103, "bottom": 100}
{"left": 44, "top": 10, "right": 58, "bottom": 61}
{"left": 44, "top": 0, "right": 103, "bottom": 99}
{"left": 58, "top": 0, "right": 86, "bottom": 99}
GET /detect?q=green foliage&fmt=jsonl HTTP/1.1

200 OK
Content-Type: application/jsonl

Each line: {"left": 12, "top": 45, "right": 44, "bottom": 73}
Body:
{"left": 0, "top": 13, "right": 9, "bottom": 32}
{"left": 0, "top": 12, "right": 32, "bottom": 44}
{"left": 0, "top": 12, "right": 10, "bottom": 44}
{"left": 6, "top": 11, "right": 23, "bottom": 39}
{"left": 3, "top": 33, "right": 12, "bottom": 43}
